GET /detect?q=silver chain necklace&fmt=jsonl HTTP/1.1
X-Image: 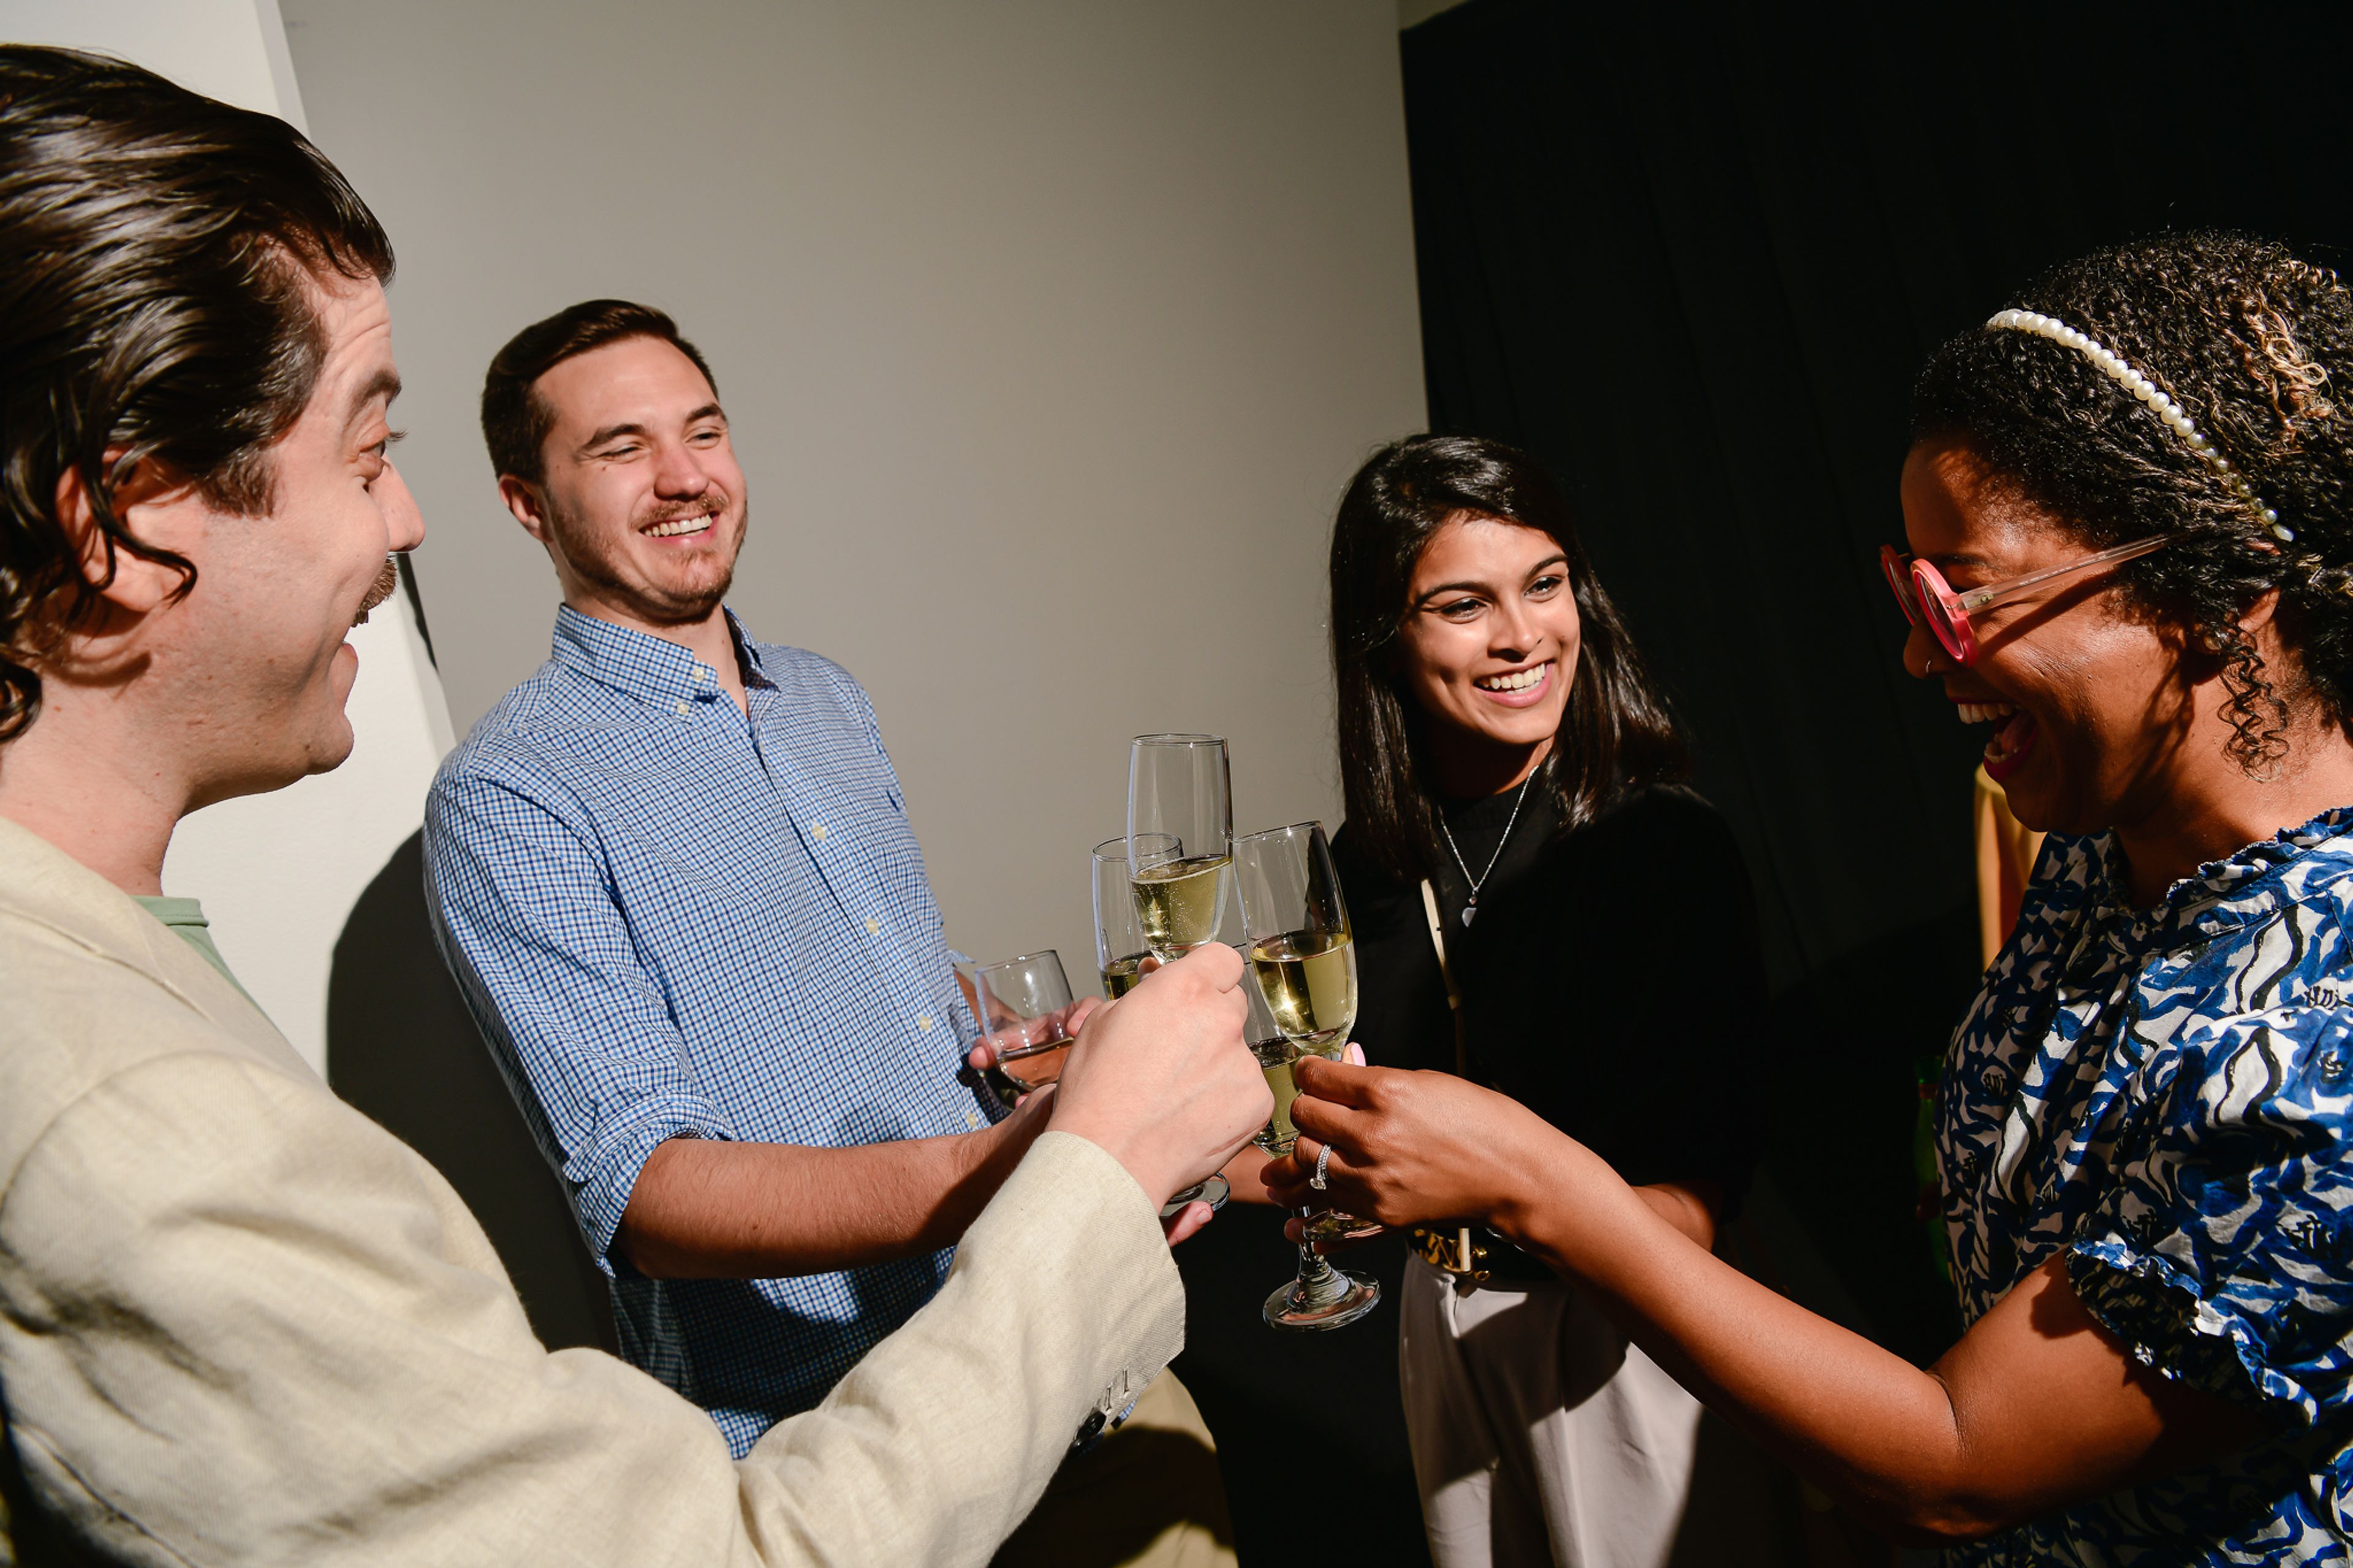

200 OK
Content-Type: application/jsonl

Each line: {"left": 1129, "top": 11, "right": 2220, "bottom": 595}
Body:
{"left": 1438, "top": 772, "right": 1536, "bottom": 928}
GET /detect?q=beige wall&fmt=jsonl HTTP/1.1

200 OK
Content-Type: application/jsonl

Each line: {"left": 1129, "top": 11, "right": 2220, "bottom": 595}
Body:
{"left": 281, "top": 0, "right": 1426, "bottom": 977}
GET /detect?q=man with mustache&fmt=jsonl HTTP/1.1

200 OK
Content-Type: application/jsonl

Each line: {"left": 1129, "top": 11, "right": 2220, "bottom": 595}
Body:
{"left": 422, "top": 304, "right": 1235, "bottom": 1563}
{"left": 0, "top": 47, "right": 1265, "bottom": 1564}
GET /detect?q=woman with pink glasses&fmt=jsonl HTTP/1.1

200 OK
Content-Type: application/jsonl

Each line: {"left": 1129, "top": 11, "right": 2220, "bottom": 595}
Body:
{"left": 1271, "top": 232, "right": 2353, "bottom": 1564}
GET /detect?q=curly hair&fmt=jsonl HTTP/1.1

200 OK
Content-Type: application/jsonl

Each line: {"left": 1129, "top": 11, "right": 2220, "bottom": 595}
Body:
{"left": 1328, "top": 434, "right": 1689, "bottom": 883}
{"left": 0, "top": 47, "right": 393, "bottom": 742}
{"left": 1913, "top": 232, "right": 2353, "bottom": 771}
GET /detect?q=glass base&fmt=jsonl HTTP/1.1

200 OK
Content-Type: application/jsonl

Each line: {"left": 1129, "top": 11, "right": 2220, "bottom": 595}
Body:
{"left": 1264, "top": 1264, "right": 1380, "bottom": 1331}
{"left": 1161, "top": 1173, "right": 1230, "bottom": 1220}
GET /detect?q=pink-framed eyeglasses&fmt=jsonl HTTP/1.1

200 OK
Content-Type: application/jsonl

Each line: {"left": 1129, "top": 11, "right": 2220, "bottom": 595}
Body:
{"left": 1880, "top": 533, "right": 2173, "bottom": 664}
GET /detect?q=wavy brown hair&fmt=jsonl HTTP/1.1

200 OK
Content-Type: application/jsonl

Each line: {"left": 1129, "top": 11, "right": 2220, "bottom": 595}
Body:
{"left": 1329, "top": 434, "right": 1689, "bottom": 883}
{"left": 1914, "top": 232, "right": 2353, "bottom": 772}
{"left": 0, "top": 47, "right": 393, "bottom": 743}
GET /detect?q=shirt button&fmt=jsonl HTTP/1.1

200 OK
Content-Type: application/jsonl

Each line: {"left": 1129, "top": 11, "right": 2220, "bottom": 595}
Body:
{"left": 695, "top": 665, "right": 713, "bottom": 684}
{"left": 811, "top": 824, "right": 827, "bottom": 841}
{"left": 919, "top": 1015, "right": 933, "bottom": 1032}
{"left": 673, "top": 697, "right": 692, "bottom": 717}
{"left": 866, "top": 917, "right": 880, "bottom": 935}
{"left": 965, "top": 1109, "right": 980, "bottom": 1129}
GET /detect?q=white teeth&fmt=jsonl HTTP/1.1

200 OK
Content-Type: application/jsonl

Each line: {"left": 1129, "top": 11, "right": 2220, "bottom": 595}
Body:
{"left": 1476, "top": 661, "right": 1550, "bottom": 693}
{"left": 1957, "top": 701, "right": 2017, "bottom": 725}
{"left": 646, "top": 514, "right": 713, "bottom": 538}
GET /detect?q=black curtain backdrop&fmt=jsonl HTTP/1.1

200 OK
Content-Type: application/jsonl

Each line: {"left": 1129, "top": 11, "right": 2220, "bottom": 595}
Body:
{"left": 1400, "top": 0, "right": 2353, "bottom": 1358}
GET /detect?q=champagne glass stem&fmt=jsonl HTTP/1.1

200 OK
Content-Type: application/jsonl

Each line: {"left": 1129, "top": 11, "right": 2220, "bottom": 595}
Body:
{"left": 1289, "top": 1212, "right": 1357, "bottom": 1308}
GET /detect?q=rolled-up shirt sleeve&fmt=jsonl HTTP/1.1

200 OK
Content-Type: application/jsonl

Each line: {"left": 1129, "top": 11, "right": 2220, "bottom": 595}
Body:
{"left": 424, "top": 760, "right": 735, "bottom": 1271}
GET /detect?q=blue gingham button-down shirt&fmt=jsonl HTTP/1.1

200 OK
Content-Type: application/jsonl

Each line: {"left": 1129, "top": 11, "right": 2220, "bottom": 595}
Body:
{"left": 423, "top": 605, "right": 996, "bottom": 1456}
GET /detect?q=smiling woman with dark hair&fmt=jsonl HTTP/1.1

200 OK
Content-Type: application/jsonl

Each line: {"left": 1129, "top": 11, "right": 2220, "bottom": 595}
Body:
{"left": 1321, "top": 434, "right": 1777, "bottom": 1566}
{"left": 1274, "top": 233, "right": 2353, "bottom": 1564}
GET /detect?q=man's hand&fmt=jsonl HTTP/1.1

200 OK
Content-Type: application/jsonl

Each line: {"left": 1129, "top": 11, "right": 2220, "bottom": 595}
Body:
{"left": 966, "top": 995, "right": 1104, "bottom": 1073}
{"left": 1047, "top": 944, "right": 1268, "bottom": 1211}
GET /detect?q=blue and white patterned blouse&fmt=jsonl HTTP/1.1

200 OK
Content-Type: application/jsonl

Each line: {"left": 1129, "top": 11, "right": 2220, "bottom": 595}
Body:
{"left": 1936, "top": 805, "right": 2353, "bottom": 1564}
{"left": 425, "top": 607, "right": 995, "bottom": 1457}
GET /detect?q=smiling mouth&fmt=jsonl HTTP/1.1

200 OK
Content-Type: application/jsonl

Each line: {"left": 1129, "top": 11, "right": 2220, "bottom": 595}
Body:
{"left": 643, "top": 510, "right": 715, "bottom": 539}
{"left": 1957, "top": 699, "right": 2039, "bottom": 777}
{"left": 1475, "top": 660, "right": 1551, "bottom": 694}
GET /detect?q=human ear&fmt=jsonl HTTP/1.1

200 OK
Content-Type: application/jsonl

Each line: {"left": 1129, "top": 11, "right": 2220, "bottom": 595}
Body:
{"left": 2239, "top": 586, "right": 2281, "bottom": 637}
{"left": 498, "top": 473, "right": 556, "bottom": 547}
{"left": 51, "top": 459, "right": 202, "bottom": 615}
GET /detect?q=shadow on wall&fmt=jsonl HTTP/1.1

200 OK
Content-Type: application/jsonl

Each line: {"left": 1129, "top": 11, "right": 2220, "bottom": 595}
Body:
{"left": 327, "top": 829, "right": 618, "bottom": 1355}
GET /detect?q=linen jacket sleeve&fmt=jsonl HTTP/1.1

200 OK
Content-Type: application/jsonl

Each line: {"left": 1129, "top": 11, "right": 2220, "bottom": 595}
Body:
{"left": 423, "top": 756, "right": 735, "bottom": 1268}
{"left": 1, "top": 1040, "right": 1183, "bottom": 1566}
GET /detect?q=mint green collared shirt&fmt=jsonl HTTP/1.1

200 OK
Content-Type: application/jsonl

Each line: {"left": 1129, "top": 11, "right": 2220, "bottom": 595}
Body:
{"left": 135, "top": 896, "right": 261, "bottom": 1012}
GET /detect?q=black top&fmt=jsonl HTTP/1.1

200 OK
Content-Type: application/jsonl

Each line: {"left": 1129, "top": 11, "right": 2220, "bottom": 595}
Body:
{"left": 1335, "top": 778, "right": 1765, "bottom": 1195}
{"left": 1170, "top": 779, "right": 1761, "bottom": 1565}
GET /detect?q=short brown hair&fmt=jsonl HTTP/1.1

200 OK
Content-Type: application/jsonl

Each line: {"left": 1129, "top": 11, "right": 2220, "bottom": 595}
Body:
{"left": 479, "top": 300, "right": 718, "bottom": 486}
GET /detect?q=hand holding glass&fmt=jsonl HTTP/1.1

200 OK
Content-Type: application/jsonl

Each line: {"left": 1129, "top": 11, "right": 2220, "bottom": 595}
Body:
{"left": 969, "top": 951, "right": 1078, "bottom": 1094}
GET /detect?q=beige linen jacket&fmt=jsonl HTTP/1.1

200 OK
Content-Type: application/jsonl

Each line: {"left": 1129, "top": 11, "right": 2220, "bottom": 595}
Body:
{"left": 0, "top": 816, "right": 1184, "bottom": 1566}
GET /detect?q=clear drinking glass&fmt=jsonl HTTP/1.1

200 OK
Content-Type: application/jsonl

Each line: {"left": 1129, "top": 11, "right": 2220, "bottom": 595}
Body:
{"left": 969, "top": 950, "right": 1078, "bottom": 1094}
{"left": 1238, "top": 941, "right": 1299, "bottom": 1157}
{"left": 1093, "top": 835, "right": 1173, "bottom": 999}
{"left": 1124, "top": 737, "right": 1235, "bottom": 1214}
{"left": 1235, "top": 820, "right": 1380, "bottom": 1331}
{"left": 1126, "top": 736, "right": 1235, "bottom": 961}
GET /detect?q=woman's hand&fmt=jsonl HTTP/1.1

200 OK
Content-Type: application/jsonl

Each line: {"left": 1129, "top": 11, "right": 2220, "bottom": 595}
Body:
{"left": 1260, "top": 1055, "right": 1574, "bottom": 1233}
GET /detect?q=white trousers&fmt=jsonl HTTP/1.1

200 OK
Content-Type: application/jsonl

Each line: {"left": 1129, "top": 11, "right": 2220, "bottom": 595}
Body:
{"left": 1398, "top": 1257, "right": 1787, "bottom": 1568}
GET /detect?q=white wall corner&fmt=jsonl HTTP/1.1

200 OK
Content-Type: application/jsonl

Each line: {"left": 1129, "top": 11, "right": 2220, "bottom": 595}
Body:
{"left": 252, "top": 0, "right": 308, "bottom": 132}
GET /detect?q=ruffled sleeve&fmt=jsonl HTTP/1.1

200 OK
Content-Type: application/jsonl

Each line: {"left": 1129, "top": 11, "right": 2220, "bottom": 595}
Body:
{"left": 2067, "top": 1002, "right": 2353, "bottom": 1426}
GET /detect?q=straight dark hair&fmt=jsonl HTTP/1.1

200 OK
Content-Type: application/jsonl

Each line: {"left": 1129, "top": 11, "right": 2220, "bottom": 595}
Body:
{"left": 1330, "top": 434, "right": 1689, "bottom": 884}
{"left": 480, "top": 299, "right": 718, "bottom": 487}
{"left": 0, "top": 45, "right": 395, "bottom": 742}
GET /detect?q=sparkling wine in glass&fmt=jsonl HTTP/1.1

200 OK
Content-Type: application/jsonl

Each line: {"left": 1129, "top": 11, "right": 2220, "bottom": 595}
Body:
{"left": 1124, "top": 736, "right": 1235, "bottom": 1214}
{"left": 1235, "top": 820, "right": 1380, "bottom": 1331}
{"left": 1237, "top": 941, "right": 1302, "bottom": 1156}
{"left": 1126, "top": 735, "right": 1233, "bottom": 961}
{"left": 1093, "top": 835, "right": 1172, "bottom": 1000}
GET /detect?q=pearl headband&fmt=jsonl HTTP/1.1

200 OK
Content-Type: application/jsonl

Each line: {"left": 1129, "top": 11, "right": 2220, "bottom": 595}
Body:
{"left": 1986, "top": 308, "right": 2292, "bottom": 544}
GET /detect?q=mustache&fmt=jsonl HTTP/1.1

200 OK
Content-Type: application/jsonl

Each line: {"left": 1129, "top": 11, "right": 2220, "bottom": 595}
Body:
{"left": 640, "top": 490, "right": 733, "bottom": 529}
{"left": 354, "top": 556, "right": 401, "bottom": 626}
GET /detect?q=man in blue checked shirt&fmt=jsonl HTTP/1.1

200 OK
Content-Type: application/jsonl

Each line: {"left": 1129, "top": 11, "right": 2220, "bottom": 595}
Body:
{"left": 424, "top": 297, "right": 1057, "bottom": 1434}
{"left": 423, "top": 300, "right": 1232, "bottom": 1561}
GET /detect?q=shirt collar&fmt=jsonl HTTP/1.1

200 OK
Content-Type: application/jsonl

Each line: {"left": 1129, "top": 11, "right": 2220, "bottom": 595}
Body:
{"left": 550, "top": 604, "right": 770, "bottom": 705}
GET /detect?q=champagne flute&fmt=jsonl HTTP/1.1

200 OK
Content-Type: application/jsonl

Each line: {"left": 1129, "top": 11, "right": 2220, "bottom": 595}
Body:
{"left": 1126, "top": 735, "right": 1233, "bottom": 961}
{"left": 1125, "top": 737, "right": 1235, "bottom": 1213}
{"left": 1235, "top": 820, "right": 1380, "bottom": 1331}
{"left": 969, "top": 951, "right": 1078, "bottom": 1093}
{"left": 1093, "top": 835, "right": 1173, "bottom": 999}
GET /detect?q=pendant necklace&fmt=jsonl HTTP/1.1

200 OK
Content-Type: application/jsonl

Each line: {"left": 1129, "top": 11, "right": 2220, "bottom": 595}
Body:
{"left": 1438, "top": 772, "right": 1535, "bottom": 928}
